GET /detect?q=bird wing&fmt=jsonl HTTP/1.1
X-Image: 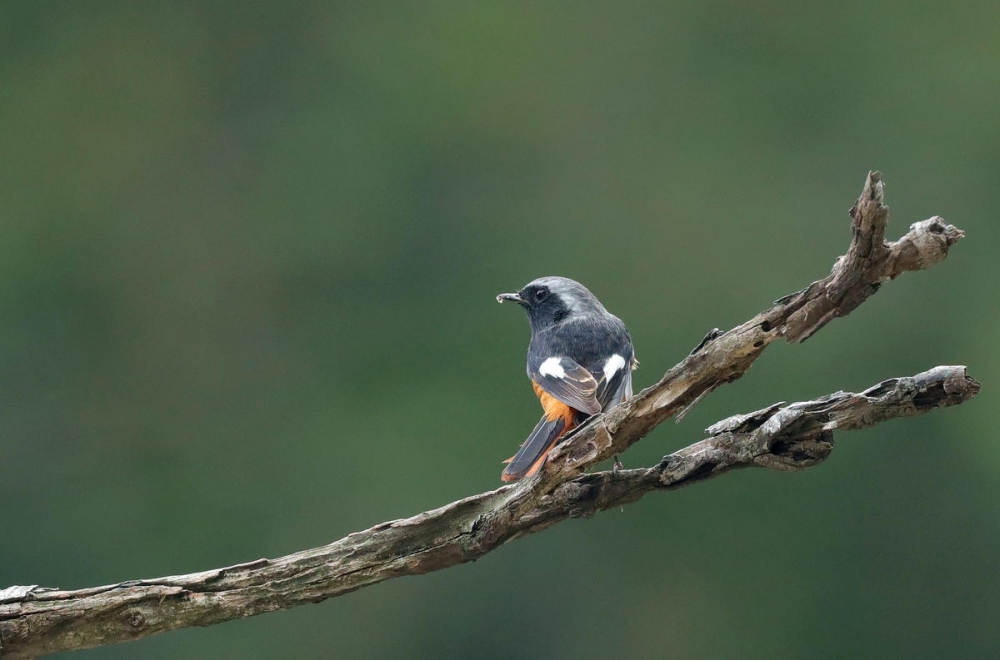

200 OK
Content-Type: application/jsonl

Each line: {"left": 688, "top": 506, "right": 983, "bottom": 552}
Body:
{"left": 595, "top": 351, "right": 634, "bottom": 410}
{"left": 529, "top": 356, "right": 602, "bottom": 415}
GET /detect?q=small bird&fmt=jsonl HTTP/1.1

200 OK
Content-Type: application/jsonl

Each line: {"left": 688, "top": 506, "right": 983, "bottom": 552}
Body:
{"left": 496, "top": 276, "right": 636, "bottom": 482}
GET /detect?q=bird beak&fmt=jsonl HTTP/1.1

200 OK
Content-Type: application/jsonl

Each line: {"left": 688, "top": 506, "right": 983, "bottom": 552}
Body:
{"left": 496, "top": 292, "right": 525, "bottom": 305}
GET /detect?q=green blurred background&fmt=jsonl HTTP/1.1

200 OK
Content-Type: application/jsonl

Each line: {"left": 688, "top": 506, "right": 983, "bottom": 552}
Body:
{"left": 2, "top": 2, "right": 998, "bottom": 658}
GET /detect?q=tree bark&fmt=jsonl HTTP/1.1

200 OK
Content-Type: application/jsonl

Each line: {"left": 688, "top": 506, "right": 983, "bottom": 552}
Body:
{"left": 0, "top": 172, "right": 977, "bottom": 659}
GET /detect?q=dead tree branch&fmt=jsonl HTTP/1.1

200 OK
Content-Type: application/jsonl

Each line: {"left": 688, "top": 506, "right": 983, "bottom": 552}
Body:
{"left": 0, "top": 172, "right": 976, "bottom": 659}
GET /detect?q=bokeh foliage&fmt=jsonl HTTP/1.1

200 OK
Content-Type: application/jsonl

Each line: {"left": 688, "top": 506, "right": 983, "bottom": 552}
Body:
{"left": 1, "top": 2, "right": 998, "bottom": 658}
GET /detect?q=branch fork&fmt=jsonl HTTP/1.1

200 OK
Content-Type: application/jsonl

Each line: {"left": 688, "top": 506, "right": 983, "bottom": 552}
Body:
{"left": 0, "top": 172, "right": 978, "bottom": 660}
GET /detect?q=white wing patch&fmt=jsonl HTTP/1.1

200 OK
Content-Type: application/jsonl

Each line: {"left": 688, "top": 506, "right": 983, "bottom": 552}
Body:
{"left": 603, "top": 354, "right": 626, "bottom": 382}
{"left": 539, "top": 356, "right": 567, "bottom": 379}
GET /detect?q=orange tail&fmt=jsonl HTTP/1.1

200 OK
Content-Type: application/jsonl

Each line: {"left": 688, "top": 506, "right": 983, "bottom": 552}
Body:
{"left": 501, "top": 412, "right": 577, "bottom": 482}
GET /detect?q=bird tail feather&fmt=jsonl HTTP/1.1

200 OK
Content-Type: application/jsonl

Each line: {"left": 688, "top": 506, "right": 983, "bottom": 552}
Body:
{"left": 501, "top": 414, "right": 574, "bottom": 482}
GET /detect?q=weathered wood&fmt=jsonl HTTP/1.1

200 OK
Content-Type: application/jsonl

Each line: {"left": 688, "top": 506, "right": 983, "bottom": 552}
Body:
{"left": 540, "top": 171, "right": 965, "bottom": 483}
{"left": 0, "top": 173, "right": 975, "bottom": 659}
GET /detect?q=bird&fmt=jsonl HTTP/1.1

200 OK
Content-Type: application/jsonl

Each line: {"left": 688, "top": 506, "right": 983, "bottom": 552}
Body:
{"left": 496, "top": 276, "right": 636, "bottom": 482}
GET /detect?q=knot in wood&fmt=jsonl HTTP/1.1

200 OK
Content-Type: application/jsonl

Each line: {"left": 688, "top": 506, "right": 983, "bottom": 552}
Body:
{"left": 126, "top": 610, "right": 146, "bottom": 629}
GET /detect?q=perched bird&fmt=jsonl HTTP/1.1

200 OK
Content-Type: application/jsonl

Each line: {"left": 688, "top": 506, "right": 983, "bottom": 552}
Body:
{"left": 496, "top": 276, "right": 636, "bottom": 482}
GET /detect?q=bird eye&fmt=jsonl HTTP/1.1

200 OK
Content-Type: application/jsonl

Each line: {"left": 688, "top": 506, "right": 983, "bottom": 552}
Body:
{"left": 534, "top": 287, "right": 549, "bottom": 302}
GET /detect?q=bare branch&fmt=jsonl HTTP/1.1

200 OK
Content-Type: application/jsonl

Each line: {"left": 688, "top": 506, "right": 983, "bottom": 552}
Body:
{"left": 0, "top": 367, "right": 980, "bottom": 659}
{"left": 581, "top": 365, "right": 980, "bottom": 507}
{"left": 541, "top": 171, "right": 965, "bottom": 483}
{"left": 0, "top": 173, "right": 974, "bottom": 659}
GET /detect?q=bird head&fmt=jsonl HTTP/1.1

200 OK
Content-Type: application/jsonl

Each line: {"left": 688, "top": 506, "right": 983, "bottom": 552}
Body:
{"left": 497, "top": 276, "right": 607, "bottom": 333}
